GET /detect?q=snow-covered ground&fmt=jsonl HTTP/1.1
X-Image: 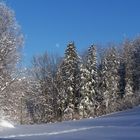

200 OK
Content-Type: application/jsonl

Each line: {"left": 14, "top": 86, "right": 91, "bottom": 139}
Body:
{"left": 0, "top": 107, "right": 140, "bottom": 140}
{"left": 0, "top": 120, "right": 14, "bottom": 129}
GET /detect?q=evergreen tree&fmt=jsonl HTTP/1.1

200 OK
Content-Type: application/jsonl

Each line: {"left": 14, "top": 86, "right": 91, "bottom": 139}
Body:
{"left": 99, "top": 47, "right": 120, "bottom": 113}
{"left": 125, "top": 80, "right": 133, "bottom": 96}
{"left": 56, "top": 61, "right": 67, "bottom": 121}
{"left": 59, "top": 43, "right": 81, "bottom": 120}
{"left": 132, "top": 38, "right": 140, "bottom": 92}
{"left": 118, "top": 56, "right": 126, "bottom": 99}
{"left": 98, "top": 56, "right": 109, "bottom": 113}
{"left": 79, "top": 45, "right": 98, "bottom": 118}
{"left": 108, "top": 48, "right": 120, "bottom": 99}
{"left": 79, "top": 63, "right": 92, "bottom": 118}
{"left": 87, "top": 45, "right": 98, "bottom": 102}
{"left": 123, "top": 40, "right": 134, "bottom": 97}
{"left": 122, "top": 40, "right": 140, "bottom": 107}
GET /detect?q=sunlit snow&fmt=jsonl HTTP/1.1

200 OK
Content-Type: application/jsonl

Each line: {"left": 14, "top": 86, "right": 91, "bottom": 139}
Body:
{"left": 0, "top": 120, "right": 14, "bottom": 128}
{"left": 0, "top": 107, "right": 140, "bottom": 139}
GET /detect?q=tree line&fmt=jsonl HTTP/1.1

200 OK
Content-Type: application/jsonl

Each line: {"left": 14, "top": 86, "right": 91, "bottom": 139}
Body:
{"left": 0, "top": 2, "right": 140, "bottom": 124}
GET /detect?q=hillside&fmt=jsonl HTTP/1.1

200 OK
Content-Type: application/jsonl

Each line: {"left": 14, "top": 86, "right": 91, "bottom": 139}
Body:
{"left": 0, "top": 106, "right": 140, "bottom": 140}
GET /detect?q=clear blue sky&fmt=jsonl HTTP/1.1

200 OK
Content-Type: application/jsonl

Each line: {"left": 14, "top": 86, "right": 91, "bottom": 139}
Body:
{"left": 6, "top": 0, "right": 140, "bottom": 65}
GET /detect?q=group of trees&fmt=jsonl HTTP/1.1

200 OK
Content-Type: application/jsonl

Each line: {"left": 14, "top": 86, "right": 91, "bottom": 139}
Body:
{"left": 0, "top": 3, "right": 140, "bottom": 124}
{"left": 25, "top": 41, "right": 140, "bottom": 124}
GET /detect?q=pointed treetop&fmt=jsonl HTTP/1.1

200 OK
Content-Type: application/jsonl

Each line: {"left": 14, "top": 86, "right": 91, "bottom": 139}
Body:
{"left": 66, "top": 42, "right": 75, "bottom": 50}
{"left": 66, "top": 42, "right": 75, "bottom": 51}
{"left": 65, "top": 42, "right": 78, "bottom": 59}
{"left": 68, "top": 41, "right": 75, "bottom": 47}
{"left": 88, "top": 44, "right": 96, "bottom": 55}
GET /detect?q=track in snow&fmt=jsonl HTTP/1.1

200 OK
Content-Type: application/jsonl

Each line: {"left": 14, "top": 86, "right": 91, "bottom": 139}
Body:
{"left": 0, "top": 107, "right": 140, "bottom": 140}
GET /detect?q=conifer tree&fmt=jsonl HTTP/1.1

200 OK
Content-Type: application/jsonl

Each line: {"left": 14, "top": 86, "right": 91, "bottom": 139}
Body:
{"left": 121, "top": 40, "right": 137, "bottom": 108}
{"left": 132, "top": 38, "right": 140, "bottom": 92}
{"left": 123, "top": 40, "right": 134, "bottom": 97}
{"left": 59, "top": 43, "right": 81, "bottom": 120}
{"left": 79, "top": 63, "right": 92, "bottom": 118}
{"left": 87, "top": 45, "right": 98, "bottom": 101}
{"left": 56, "top": 61, "right": 67, "bottom": 121}
{"left": 79, "top": 45, "right": 98, "bottom": 117}
{"left": 125, "top": 80, "right": 133, "bottom": 96}
{"left": 98, "top": 56, "right": 109, "bottom": 113}
{"left": 99, "top": 47, "right": 120, "bottom": 112}
{"left": 108, "top": 48, "right": 120, "bottom": 99}
{"left": 118, "top": 56, "right": 126, "bottom": 98}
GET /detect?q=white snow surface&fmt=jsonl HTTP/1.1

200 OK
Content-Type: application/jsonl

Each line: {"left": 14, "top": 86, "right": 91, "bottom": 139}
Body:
{"left": 1, "top": 106, "right": 140, "bottom": 140}
{"left": 0, "top": 120, "right": 14, "bottom": 128}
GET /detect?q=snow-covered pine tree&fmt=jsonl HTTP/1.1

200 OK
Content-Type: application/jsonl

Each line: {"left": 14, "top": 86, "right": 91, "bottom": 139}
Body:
{"left": 55, "top": 61, "right": 67, "bottom": 121}
{"left": 122, "top": 40, "right": 136, "bottom": 107}
{"left": 123, "top": 38, "right": 140, "bottom": 107}
{"left": 118, "top": 54, "right": 126, "bottom": 99}
{"left": 132, "top": 38, "right": 140, "bottom": 92}
{"left": 79, "top": 63, "right": 91, "bottom": 118}
{"left": 124, "top": 79, "right": 134, "bottom": 108}
{"left": 98, "top": 56, "right": 109, "bottom": 114}
{"left": 125, "top": 80, "right": 133, "bottom": 96}
{"left": 108, "top": 48, "right": 120, "bottom": 99}
{"left": 100, "top": 47, "right": 120, "bottom": 113}
{"left": 123, "top": 40, "right": 134, "bottom": 97}
{"left": 59, "top": 42, "right": 81, "bottom": 120}
{"left": 79, "top": 45, "right": 98, "bottom": 118}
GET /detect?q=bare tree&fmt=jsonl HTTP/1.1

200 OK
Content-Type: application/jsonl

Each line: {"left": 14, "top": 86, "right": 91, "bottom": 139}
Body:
{"left": 27, "top": 52, "right": 61, "bottom": 123}
{"left": 0, "top": 2, "right": 23, "bottom": 120}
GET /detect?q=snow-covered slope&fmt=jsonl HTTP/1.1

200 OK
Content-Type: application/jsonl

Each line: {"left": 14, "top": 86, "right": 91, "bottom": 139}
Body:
{"left": 0, "top": 107, "right": 140, "bottom": 140}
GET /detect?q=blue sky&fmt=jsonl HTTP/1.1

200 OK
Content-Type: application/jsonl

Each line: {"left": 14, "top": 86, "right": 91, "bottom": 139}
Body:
{"left": 6, "top": 0, "right": 140, "bottom": 65}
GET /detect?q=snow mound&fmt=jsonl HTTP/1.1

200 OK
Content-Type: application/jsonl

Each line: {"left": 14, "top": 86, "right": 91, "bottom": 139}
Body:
{"left": 0, "top": 120, "right": 14, "bottom": 128}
